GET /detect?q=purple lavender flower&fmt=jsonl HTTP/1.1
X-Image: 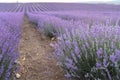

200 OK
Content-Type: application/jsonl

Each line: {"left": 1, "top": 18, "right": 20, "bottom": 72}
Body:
{"left": 110, "top": 54, "right": 116, "bottom": 64}
{"left": 65, "top": 57, "right": 73, "bottom": 65}
{"left": 97, "top": 48, "right": 103, "bottom": 58}
{"left": 103, "top": 59, "right": 107, "bottom": 67}
{"left": 74, "top": 45, "right": 80, "bottom": 54}
{"left": 96, "top": 62, "right": 102, "bottom": 69}
{"left": 71, "top": 53, "right": 77, "bottom": 63}
{"left": 115, "top": 49, "right": 120, "bottom": 61}
{"left": 65, "top": 72, "right": 71, "bottom": 78}
{"left": 65, "top": 62, "right": 72, "bottom": 69}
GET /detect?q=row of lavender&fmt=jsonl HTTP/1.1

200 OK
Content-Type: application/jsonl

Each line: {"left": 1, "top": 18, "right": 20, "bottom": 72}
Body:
{"left": 26, "top": 3, "right": 120, "bottom": 12}
{"left": 1, "top": 3, "right": 120, "bottom": 12}
{"left": 27, "top": 10, "right": 120, "bottom": 36}
{"left": 0, "top": 12, "right": 24, "bottom": 80}
{"left": 0, "top": 3, "right": 25, "bottom": 12}
{"left": 27, "top": 8, "right": 120, "bottom": 80}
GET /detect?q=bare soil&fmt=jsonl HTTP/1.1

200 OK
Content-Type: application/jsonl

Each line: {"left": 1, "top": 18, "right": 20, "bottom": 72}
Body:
{"left": 17, "top": 16, "right": 67, "bottom": 80}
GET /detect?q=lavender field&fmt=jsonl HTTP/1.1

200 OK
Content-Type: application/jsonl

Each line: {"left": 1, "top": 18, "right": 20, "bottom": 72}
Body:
{"left": 0, "top": 3, "right": 120, "bottom": 80}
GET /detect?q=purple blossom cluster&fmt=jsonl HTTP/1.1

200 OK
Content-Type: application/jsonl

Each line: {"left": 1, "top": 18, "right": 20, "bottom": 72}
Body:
{"left": 0, "top": 12, "right": 24, "bottom": 80}
{"left": 54, "top": 24, "right": 120, "bottom": 80}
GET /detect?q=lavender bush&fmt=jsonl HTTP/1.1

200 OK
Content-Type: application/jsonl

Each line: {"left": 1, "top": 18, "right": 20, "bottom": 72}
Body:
{"left": 37, "top": 14, "right": 71, "bottom": 38}
{"left": 54, "top": 23, "right": 120, "bottom": 80}
{"left": 0, "top": 13, "right": 23, "bottom": 80}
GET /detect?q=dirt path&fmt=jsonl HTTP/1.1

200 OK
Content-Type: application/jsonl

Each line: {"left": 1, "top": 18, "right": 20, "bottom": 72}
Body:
{"left": 17, "top": 16, "right": 66, "bottom": 80}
